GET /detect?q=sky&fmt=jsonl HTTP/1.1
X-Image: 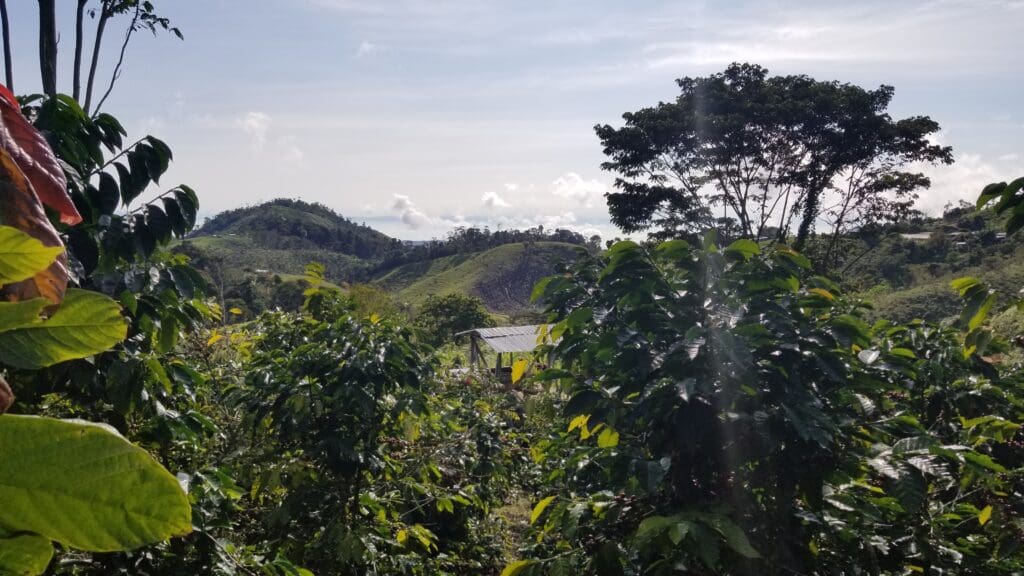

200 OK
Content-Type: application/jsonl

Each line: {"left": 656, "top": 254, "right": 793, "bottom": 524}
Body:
{"left": 5, "top": 0, "right": 1023, "bottom": 240}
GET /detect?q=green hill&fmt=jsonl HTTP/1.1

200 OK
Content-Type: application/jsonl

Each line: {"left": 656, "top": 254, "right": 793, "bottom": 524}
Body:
{"left": 192, "top": 198, "right": 402, "bottom": 258}
{"left": 374, "top": 242, "right": 583, "bottom": 320}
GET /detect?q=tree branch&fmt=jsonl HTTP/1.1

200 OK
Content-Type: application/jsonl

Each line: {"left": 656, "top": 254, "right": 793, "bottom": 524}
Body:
{"left": 92, "top": 3, "right": 139, "bottom": 116}
{"left": 84, "top": 1, "right": 113, "bottom": 114}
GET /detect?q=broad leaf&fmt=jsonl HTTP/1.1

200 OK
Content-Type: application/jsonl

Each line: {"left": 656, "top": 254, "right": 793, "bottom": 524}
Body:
{"left": 0, "top": 149, "right": 68, "bottom": 303}
{"left": 0, "top": 87, "right": 80, "bottom": 225}
{"left": 530, "top": 495, "right": 556, "bottom": 525}
{"left": 501, "top": 560, "right": 536, "bottom": 576}
{"left": 0, "top": 533, "right": 53, "bottom": 576}
{"left": 0, "top": 289, "right": 127, "bottom": 369}
{"left": 0, "top": 415, "right": 192, "bottom": 551}
{"left": 0, "top": 226, "right": 62, "bottom": 287}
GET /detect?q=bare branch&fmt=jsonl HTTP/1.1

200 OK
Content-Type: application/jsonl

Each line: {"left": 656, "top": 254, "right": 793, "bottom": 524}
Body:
{"left": 92, "top": 3, "right": 140, "bottom": 116}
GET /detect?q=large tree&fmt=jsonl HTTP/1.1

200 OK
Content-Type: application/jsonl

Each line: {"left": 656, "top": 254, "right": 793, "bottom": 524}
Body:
{"left": 596, "top": 63, "right": 953, "bottom": 254}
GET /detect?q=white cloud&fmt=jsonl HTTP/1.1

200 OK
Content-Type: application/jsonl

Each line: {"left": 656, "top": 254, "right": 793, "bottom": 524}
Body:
{"left": 356, "top": 41, "right": 381, "bottom": 57}
{"left": 239, "top": 112, "right": 271, "bottom": 150}
{"left": 391, "top": 194, "right": 431, "bottom": 228}
{"left": 551, "top": 172, "right": 607, "bottom": 207}
{"left": 481, "top": 190, "right": 511, "bottom": 209}
{"left": 914, "top": 153, "right": 1001, "bottom": 214}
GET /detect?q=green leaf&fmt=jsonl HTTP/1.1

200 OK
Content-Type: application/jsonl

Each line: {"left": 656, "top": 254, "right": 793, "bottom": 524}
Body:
{"left": 703, "top": 514, "right": 761, "bottom": 559}
{"left": 725, "top": 238, "right": 760, "bottom": 260}
{"left": 0, "top": 415, "right": 192, "bottom": 551}
{"left": 0, "top": 226, "right": 63, "bottom": 287}
{"left": 979, "top": 505, "right": 993, "bottom": 526}
{"left": 501, "top": 560, "right": 536, "bottom": 576}
{"left": 0, "top": 299, "right": 48, "bottom": 332}
{"left": 0, "top": 533, "right": 53, "bottom": 576}
{"left": 530, "top": 495, "right": 556, "bottom": 525}
{"left": 597, "top": 427, "right": 620, "bottom": 448}
{"left": 0, "top": 289, "right": 127, "bottom": 369}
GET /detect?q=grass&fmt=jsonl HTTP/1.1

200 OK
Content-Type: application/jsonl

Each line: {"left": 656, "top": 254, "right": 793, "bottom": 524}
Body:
{"left": 374, "top": 242, "right": 581, "bottom": 317}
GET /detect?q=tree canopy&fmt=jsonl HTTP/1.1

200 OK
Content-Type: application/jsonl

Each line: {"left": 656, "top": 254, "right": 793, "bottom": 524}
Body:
{"left": 596, "top": 63, "right": 953, "bottom": 255}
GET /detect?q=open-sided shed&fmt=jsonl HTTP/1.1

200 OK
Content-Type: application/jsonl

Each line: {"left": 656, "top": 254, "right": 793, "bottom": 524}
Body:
{"left": 456, "top": 325, "right": 551, "bottom": 381}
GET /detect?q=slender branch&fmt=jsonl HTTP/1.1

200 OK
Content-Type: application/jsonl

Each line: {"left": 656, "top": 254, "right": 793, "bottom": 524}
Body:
{"left": 92, "top": 3, "right": 140, "bottom": 116}
{"left": 73, "top": 0, "right": 87, "bottom": 100}
{"left": 0, "top": 0, "right": 12, "bottom": 90}
{"left": 84, "top": 2, "right": 113, "bottom": 114}
{"left": 88, "top": 135, "right": 147, "bottom": 176}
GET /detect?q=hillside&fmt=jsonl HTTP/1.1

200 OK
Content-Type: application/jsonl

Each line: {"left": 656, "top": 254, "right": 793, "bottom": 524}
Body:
{"left": 832, "top": 205, "right": 1024, "bottom": 324}
{"left": 192, "top": 198, "right": 403, "bottom": 261}
{"left": 374, "top": 242, "right": 583, "bottom": 320}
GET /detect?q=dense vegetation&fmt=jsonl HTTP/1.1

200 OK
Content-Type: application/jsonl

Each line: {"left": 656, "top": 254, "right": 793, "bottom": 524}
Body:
{"left": 3, "top": 7, "right": 1024, "bottom": 575}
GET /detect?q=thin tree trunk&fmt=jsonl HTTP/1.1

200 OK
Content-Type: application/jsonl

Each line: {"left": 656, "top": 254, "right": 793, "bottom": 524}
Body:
{"left": 84, "top": 2, "right": 113, "bottom": 114}
{"left": 73, "top": 0, "right": 88, "bottom": 101}
{"left": 0, "top": 0, "right": 12, "bottom": 90}
{"left": 37, "top": 0, "right": 58, "bottom": 96}
{"left": 92, "top": 4, "right": 140, "bottom": 116}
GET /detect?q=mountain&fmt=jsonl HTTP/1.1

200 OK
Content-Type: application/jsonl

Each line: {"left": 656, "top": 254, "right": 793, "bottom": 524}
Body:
{"left": 375, "top": 242, "right": 583, "bottom": 322}
{"left": 175, "top": 199, "right": 586, "bottom": 318}
{"left": 178, "top": 199, "right": 404, "bottom": 280}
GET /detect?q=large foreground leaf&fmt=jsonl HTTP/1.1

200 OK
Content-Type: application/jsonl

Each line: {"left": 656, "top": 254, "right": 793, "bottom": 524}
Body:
{"left": 0, "top": 148, "right": 68, "bottom": 303}
{"left": 0, "top": 533, "right": 53, "bottom": 576}
{"left": 0, "top": 289, "right": 127, "bottom": 369}
{"left": 0, "top": 415, "right": 192, "bottom": 552}
{"left": 0, "top": 86, "right": 79, "bottom": 226}
{"left": 0, "top": 226, "right": 62, "bottom": 287}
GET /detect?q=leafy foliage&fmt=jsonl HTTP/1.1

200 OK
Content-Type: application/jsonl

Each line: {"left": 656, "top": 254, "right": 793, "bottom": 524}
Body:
{"left": 415, "top": 292, "right": 495, "bottom": 346}
{"left": 515, "top": 237, "right": 1024, "bottom": 575}
{"left": 596, "top": 63, "right": 952, "bottom": 255}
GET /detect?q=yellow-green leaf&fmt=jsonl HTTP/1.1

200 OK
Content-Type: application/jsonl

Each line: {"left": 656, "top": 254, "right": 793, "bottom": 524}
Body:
{"left": 0, "top": 289, "right": 127, "bottom": 369}
{"left": 0, "top": 415, "right": 192, "bottom": 551}
{"left": 567, "top": 414, "right": 589, "bottom": 434}
{"left": 511, "top": 358, "right": 529, "bottom": 384}
{"left": 228, "top": 307, "right": 242, "bottom": 315}
{"left": 530, "top": 495, "right": 556, "bottom": 525}
{"left": 0, "top": 533, "right": 53, "bottom": 576}
{"left": 396, "top": 529, "right": 408, "bottom": 544}
{"left": 206, "top": 332, "right": 223, "bottom": 346}
{"left": 0, "top": 225, "right": 63, "bottom": 288}
{"left": 501, "top": 559, "right": 536, "bottom": 576}
{"left": 597, "top": 427, "right": 620, "bottom": 448}
{"left": 979, "top": 505, "right": 993, "bottom": 526}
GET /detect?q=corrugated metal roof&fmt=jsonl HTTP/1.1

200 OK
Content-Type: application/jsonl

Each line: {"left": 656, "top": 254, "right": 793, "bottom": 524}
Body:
{"left": 455, "top": 324, "right": 551, "bottom": 353}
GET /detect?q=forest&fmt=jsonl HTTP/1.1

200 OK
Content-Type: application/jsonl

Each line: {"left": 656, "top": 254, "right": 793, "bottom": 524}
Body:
{"left": 2, "top": 2, "right": 1024, "bottom": 576}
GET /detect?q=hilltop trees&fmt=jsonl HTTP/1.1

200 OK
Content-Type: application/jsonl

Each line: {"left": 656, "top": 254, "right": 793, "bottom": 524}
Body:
{"left": 596, "top": 63, "right": 952, "bottom": 256}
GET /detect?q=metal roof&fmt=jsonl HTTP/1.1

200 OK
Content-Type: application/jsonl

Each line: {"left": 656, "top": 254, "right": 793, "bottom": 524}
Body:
{"left": 455, "top": 324, "right": 551, "bottom": 353}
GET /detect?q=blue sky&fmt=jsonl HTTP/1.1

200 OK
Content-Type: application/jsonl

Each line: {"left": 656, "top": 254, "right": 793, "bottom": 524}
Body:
{"left": 6, "top": 0, "right": 1023, "bottom": 239}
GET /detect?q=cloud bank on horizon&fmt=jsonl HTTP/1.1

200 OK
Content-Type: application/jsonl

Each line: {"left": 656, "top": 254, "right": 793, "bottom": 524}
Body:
{"left": 6, "top": 0, "right": 1021, "bottom": 240}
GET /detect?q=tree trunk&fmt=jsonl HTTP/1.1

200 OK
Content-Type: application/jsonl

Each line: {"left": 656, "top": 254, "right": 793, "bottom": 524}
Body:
{"left": 0, "top": 0, "right": 12, "bottom": 90}
{"left": 73, "top": 0, "right": 88, "bottom": 101}
{"left": 37, "top": 0, "right": 57, "bottom": 96}
{"left": 84, "top": 3, "right": 113, "bottom": 114}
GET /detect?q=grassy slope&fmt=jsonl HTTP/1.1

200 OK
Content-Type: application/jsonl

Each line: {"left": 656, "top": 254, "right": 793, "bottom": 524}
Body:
{"left": 375, "top": 242, "right": 582, "bottom": 319}
{"left": 177, "top": 235, "right": 370, "bottom": 279}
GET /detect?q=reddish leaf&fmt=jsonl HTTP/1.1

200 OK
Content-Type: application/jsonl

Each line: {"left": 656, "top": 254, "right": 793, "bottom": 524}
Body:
{"left": 0, "top": 375, "right": 12, "bottom": 413}
{"left": 0, "top": 147, "right": 68, "bottom": 303}
{"left": 0, "top": 85, "right": 81, "bottom": 226}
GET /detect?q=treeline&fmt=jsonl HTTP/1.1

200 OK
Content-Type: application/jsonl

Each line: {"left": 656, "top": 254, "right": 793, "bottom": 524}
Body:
{"left": 379, "top": 225, "right": 598, "bottom": 269}
{"left": 195, "top": 198, "right": 404, "bottom": 260}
